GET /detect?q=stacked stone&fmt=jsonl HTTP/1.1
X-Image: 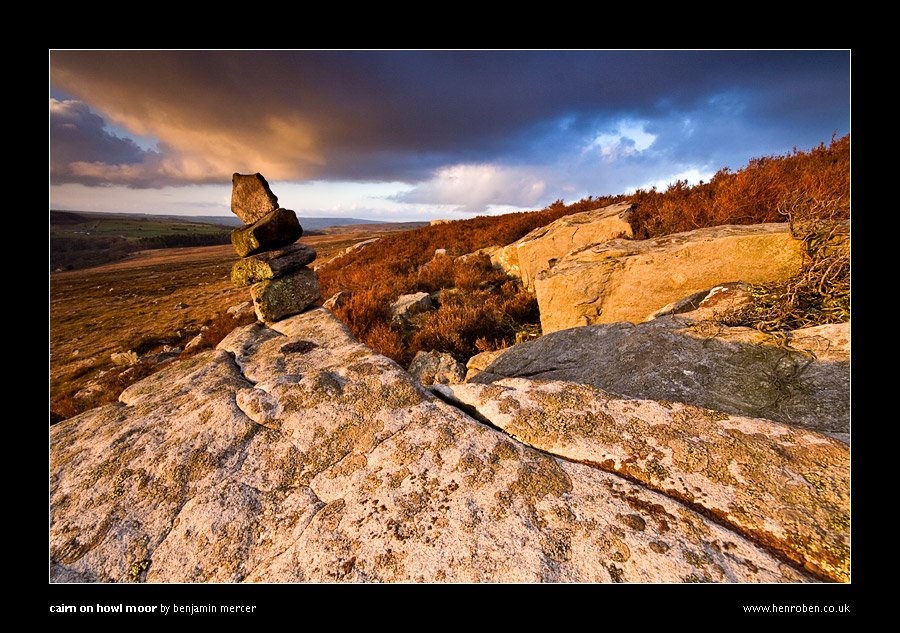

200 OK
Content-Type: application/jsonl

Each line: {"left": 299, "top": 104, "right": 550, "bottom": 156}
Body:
{"left": 229, "top": 173, "right": 321, "bottom": 322}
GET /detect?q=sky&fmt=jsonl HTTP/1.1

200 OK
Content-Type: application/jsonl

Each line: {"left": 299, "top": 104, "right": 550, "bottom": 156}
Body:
{"left": 49, "top": 49, "right": 851, "bottom": 223}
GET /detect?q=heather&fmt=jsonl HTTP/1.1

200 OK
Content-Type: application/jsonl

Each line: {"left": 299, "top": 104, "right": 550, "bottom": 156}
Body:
{"left": 49, "top": 135, "right": 850, "bottom": 422}
{"left": 318, "top": 134, "right": 850, "bottom": 364}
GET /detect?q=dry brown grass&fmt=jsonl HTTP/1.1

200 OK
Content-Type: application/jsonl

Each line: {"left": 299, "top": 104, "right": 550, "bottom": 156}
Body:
{"left": 317, "top": 135, "right": 850, "bottom": 366}
{"left": 50, "top": 136, "right": 850, "bottom": 421}
{"left": 626, "top": 134, "right": 850, "bottom": 239}
{"left": 714, "top": 220, "right": 850, "bottom": 332}
{"left": 49, "top": 232, "right": 385, "bottom": 424}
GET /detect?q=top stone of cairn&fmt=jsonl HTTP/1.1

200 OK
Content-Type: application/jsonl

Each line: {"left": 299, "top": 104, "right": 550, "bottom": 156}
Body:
{"left": 231, "top": 173, "right": 279, "bottom": 224}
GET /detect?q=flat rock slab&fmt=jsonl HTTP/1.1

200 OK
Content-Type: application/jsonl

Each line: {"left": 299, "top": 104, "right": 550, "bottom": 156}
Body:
{"left": 231, "top": 207, "right": 303, "bottom": 258}
{"left": 232, "top": 243, "right": 318, "bottom": 288}
{"left": 250, "top": 266, "right": 321, "bottom": 322}
{"left": 435, "top": 378, "right": 850, "bottom": 583}
{"left": 231, "top": 173, "right": 279, "bottom": 224}
{"left": 471, "top": 316, "right": 850, "bottom": 439}
{"left": 49, "top": 308, "right": 817, "bottom": 583}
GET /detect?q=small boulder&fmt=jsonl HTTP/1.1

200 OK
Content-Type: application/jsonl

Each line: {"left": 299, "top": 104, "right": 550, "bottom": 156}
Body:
{"left": 231, "top": 173, "right": 279, "bottom": 225}
{"left": 110, "top": 350, "right": 138, "bottom": 366}
{"left": 227, "top": 301, "right": 255, "bottom": 319}
{"left": 231, "top": 243, "right": 317, "bottom": 287}
{"left": 183, "top": 333, "right": 206, "bottom": 353}
{"left": 390, "top": 292, "right": 434, "bottom": 323}
{"left": 464, "top": 348, "right": 508, "bottom": 381}
{"left": 323, "top": 291, "right": 346, "bottom": 312}
{"left": 231, "top": 208, "right": 303, "bottom": 258}
{"left": 250, "top": 267, "right": 321, "bottom": 322}
{"left": 408, "top": 350, "right": 467, "bottom": 385}
{"left": 646, "top": 281, "right": 754, "bottom": 322}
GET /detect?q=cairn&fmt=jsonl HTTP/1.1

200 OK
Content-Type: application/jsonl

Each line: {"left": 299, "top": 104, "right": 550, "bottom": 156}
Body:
{"left": 228, "top": 173, "right": 321, "bottom": 322}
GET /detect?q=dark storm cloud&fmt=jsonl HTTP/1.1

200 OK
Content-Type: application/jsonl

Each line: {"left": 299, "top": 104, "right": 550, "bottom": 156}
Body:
{"left": 49, "top": 49, "right": 850, "bottom": 191}
{"left": 49, "top": 98, "right": 158, "bottom": 182}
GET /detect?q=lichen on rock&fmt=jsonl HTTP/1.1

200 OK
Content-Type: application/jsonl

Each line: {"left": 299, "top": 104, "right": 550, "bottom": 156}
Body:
{"left": 50, "top": 307, "right": 828, "bottom": 583}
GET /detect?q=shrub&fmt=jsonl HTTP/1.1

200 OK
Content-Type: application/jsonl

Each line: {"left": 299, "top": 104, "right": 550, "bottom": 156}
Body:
{"left": 409, "top": 285, "right": 538, "bottom": 363}
{"left": 315, "top": 210, "right": 572, "bottom": 365}
{"left": 626, "top": 134, "right": 850, "bottom": 239}
{"left": 714, "top": 218, "right": 850, "bottom": 332}
{"left": 361, "top": 321, "right": 407, "bottom": 362}
{"left": 331, "top": 285, "right": 397, "bottom": 342}
{"left": 317, "top": 135, "right": 849, "bottom": 363}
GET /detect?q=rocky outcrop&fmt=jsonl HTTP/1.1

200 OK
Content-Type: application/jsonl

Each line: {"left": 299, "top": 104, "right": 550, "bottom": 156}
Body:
{"left": 228, "top": 173, "right": 321, "bottom": 321}
{"left": 49, "top": 307, "right": 827, "bottom": 583}
{"left": 489, "top": 202, "right": 634, "bottom": 289}
{"left": 434, "top": 377, "right": 850, "bottom": 583}
{"left": 517, "top": 202, "right": 634, "bottom": 290}
{"left": 533, "top": 223, "right": 805, "bottom": 333}
{"left": 468, "top": 316, "right": 850, "bottom": 441}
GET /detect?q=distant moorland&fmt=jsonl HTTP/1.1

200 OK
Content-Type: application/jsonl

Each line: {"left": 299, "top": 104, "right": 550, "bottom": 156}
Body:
{"left": 49, "top": 134, "right": 849, "bottom": 424}
{"left": 49, "top": 211, "right": 405, "bottom": 271}
{"left": 50, "top": 211, "right": 235, "bottom": 271}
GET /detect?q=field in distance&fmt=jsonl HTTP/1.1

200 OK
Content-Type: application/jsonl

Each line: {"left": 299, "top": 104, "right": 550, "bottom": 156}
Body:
{"left": 49, "top": 219, "right": 422, "bottom": 421}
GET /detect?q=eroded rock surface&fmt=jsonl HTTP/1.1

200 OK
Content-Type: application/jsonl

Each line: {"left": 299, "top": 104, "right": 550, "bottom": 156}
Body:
{"left": 231, "top": 173, "right": 279, "bottom": 225}
{"left": 533, "top": 223, "right": 805, "bottom": 332}
{"left": 434, "top": 378, "right": 850, "bottom": 583}
{"left": 49, "top": 308, "right": 820, "bottom": 583}
{"left": 489, "top": 202, "right": 634, "bottom": 289}
{"left": 470, "top": 316, "right": 850, "bottom": 440}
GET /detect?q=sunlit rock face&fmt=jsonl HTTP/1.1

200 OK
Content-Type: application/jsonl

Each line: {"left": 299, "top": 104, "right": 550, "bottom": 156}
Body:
{"left": 533, "top": 222, "right": 805, "bottom": 333}
{"left": 49, "top": 307, "right": 833, "bottom": 584}
{"left": 488, "top": 201, "right": 634, "bottom": 289}
{"left": 230, "top": 173, "right": 279, "bottom": 225}
{"left": 467, "top": 317, "right": 850, "bottom": 441}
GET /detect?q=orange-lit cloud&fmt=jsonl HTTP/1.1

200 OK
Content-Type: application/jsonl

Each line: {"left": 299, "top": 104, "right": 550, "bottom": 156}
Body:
{"left": 50, "top": 51, "right": 337, "bottom": 186}
{"left": 49, "top": 50, "right": 851, "bottom": 215}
